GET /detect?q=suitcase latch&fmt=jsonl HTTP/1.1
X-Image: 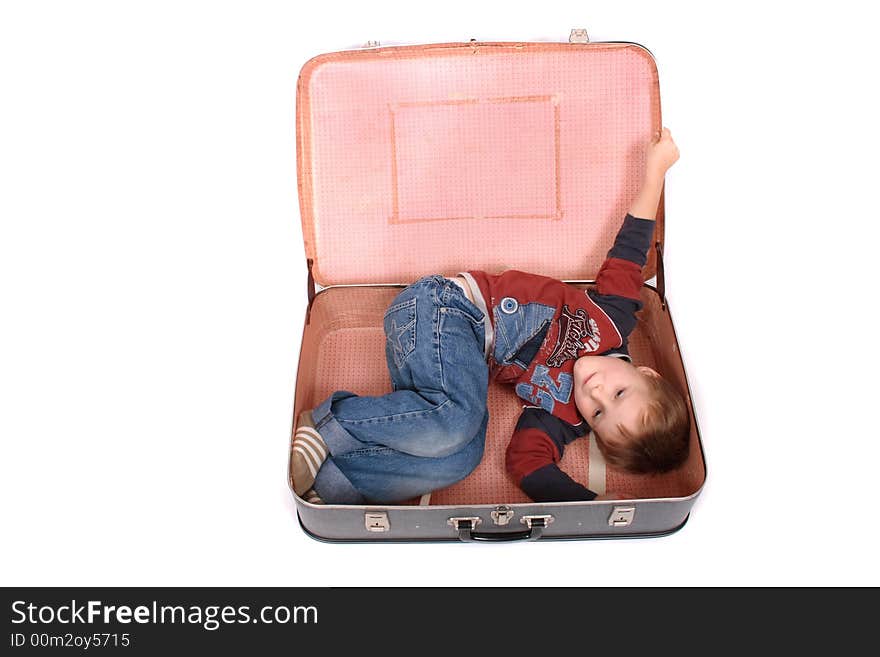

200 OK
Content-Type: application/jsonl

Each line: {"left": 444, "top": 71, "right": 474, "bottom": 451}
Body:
{"left": 608, "top": 506, "right": 636, "bottom": 527}
{"left": 491, "top": 505, "right": 514, "bottom": 526}
{"left": 520, "top": 514, "right": 554, "bottom": 529}
{"left": 447, "top": 516, "right": 482, "bottom": 531}
{"left": 365, "top": 511, "right": 390, "bottom": 532}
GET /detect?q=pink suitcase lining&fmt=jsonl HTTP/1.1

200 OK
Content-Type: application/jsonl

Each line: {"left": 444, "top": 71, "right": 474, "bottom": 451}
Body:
{"left": 296, "top": 285, "right": 704, "bottom": 505}
{"left": 297, "top": 42, "right": 663, "bottom": 287}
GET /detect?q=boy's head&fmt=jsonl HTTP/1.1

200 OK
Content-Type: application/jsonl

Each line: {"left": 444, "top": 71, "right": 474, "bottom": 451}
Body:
{"left": 573, "top": 355, "right": 690, "bottom": 474}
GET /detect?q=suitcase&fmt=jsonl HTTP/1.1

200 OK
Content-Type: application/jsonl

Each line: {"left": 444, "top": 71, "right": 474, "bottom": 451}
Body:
{"left": 289, "top": 31, "right": 706, "bottom": 542}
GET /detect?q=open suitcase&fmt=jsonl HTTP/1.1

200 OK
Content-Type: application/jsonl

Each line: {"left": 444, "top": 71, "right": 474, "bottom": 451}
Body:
{"left": 289, "top": 31, "right": 706, "bottom": 542}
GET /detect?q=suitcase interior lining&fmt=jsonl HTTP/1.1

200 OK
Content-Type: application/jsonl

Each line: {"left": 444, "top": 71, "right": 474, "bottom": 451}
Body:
{"left": 293, "top": 284, "right": 704, "bottom": 505}
{"left": 299, "top": 44, "right": 663, "bottom": 288}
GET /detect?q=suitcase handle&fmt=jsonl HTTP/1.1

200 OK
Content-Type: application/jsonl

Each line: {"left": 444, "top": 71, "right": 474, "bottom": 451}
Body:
{"left": 449, "top": 516, "right": 550, "bottom": 542}
{"left": 458, "top": 526, "right": 544, "bottom": 542}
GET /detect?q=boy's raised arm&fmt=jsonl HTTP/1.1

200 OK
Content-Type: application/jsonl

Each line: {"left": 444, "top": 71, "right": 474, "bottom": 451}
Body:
{"left": 588, "top": 128, "right": 680, "bottom": 345}
{"left": 629, "top": 127, "right": 680, "bottom": 221}
{"left": 594, "top": 129, "right": 680, "bottom": 301}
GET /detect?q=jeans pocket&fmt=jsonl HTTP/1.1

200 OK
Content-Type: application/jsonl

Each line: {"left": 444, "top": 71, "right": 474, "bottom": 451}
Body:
{"left": 384, "top": 297, "right": 417, "bottom": 368}
{"left": 493, "top": 301, "right": 556, "bottom": 365}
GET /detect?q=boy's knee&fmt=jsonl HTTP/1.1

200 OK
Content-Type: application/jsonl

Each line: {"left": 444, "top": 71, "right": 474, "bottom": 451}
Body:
{"left": 415, "top": 403, "right": 484, "bottom": 458}
{"left": 417, "top": 429, "right": 471, "bottom": 458}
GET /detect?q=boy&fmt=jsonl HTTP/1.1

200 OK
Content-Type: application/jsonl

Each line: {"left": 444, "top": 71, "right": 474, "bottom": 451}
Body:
{"left": 292, "top": 128, "right": 688, "bottom": 504}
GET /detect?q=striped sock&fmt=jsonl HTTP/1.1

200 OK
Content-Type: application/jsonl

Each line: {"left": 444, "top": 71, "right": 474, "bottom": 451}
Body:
{"left": 291, "top": 411, "right": 329, "bottom": 496}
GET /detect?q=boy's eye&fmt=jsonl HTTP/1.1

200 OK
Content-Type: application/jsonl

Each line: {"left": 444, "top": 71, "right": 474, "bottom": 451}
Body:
{"left": 615, "top": 389, "right": 625, "bottom": 398}
{"left": 593, "top": 409, "right": 602, "bottom": 418}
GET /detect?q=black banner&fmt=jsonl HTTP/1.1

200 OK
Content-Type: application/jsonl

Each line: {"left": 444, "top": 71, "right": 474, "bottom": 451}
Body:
{"left": 1, "top": 587, "right": 874, "bottom": 653}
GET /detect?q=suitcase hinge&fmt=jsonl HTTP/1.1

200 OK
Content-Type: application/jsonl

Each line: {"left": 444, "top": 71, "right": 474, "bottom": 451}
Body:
{"left": 569, "top": 29, "right": 590, "bottom": 43}
{"left": 655, "top": 241, "right": 667, "bottom": 311}
{"left": 306, "top": 258, "right": 316, "bottom": 305}
{"left": 305, "top": 258, "right": 316, "bottom": 324}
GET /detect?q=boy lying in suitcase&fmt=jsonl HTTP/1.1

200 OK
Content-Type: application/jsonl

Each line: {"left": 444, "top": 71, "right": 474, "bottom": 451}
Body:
{"left": 293, "top": 128, "right": 688, "bottom": 505}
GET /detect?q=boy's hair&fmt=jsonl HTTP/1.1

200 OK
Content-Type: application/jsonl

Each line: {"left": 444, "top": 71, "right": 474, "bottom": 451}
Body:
{"left": 594, "top": 374, "right": 690, "bottom": 474}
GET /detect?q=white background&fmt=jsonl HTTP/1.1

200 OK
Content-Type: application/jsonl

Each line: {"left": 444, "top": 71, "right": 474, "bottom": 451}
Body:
{"left": 2, "top": 0, "right": 878, "bottom": 587}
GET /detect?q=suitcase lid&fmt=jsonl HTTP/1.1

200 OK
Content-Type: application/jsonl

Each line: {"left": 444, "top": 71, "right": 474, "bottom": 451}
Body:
{"left": 296, "top": 41, "right": 663, "bottom": 287}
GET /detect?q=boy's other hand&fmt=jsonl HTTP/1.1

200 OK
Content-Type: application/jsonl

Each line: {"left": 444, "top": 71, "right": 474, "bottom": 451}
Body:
{"left": 646, "top": 127, "right": 680, "bottom": 178}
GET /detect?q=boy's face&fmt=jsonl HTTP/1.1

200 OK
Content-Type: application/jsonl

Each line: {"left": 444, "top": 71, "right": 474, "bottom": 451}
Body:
{"left": 573, "top": 356, "right": 659, "bottom": 444}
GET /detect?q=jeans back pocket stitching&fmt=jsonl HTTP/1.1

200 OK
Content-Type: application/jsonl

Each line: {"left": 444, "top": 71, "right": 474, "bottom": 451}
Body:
{"left": 385, "top": 298, "right": 417, "bottom": 368}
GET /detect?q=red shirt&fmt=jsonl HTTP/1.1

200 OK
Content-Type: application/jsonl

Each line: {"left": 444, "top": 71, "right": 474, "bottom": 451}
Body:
{"left": 466, "top": 214, "right": 656, "bottom": 502}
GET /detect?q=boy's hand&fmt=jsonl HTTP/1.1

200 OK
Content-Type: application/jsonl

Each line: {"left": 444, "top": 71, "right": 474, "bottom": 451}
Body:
{"left": 646, "top": 127, "right": 680, "bottom": 179}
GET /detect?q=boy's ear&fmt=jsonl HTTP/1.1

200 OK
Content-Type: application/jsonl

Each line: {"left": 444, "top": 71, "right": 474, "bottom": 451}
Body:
{"left": 637, "top": 366, "right": 661, "bottom": 378}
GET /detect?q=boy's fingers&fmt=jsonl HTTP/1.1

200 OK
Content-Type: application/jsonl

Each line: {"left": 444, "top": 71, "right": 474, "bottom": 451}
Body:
{"left": 653, "top": 128, "right": 672, "bottom": 143}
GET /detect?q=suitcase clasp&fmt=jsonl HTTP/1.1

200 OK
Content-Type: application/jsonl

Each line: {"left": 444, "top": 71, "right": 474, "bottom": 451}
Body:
{"left": 447, "top": 516, "right": 482, "bottom": 531}
{"left": 520, "top": 514, "right": 554, "bottom": 529}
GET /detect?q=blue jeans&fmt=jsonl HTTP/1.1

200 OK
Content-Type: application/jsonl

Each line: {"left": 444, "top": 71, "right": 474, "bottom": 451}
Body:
{"left": 311, "top": 275, "right": 489, "bottom": 504}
